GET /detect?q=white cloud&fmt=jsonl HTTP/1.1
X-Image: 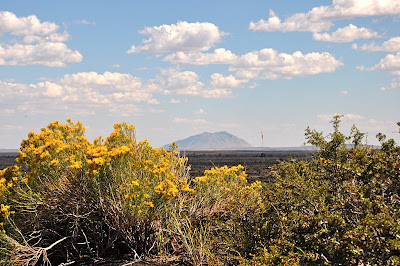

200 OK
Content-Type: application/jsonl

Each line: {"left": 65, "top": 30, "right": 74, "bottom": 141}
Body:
{"left": 22, "top": 31, "right": 70, "bottom": 44}
{"left": 363, "top": 52, "right": 400, "bottom": 75}
{"left": 61, "top": 71, "right": 143, "bottom": 91}
{"left": 194, "top": 108, "right": 207, "bottom": 115}
{"left": 134, "top": 67, "right": 148, "bottom": 71}
{"left": 313, "top": 24, "right": 380, "bottom": 43}
{"left": 164, "top": 48, "right": 237, "bottom": 65}
{"left": 233, "top": 69, "right": 260, "bottom": 80}
{"left": 147, "top": 98, "right": 160, "bottom": 105}
{"left": 317, "top": 113, "right": 365, "bottom": 121}
{"left": 173, "top": 117, "right": 207, "bottom": 125}
{"left": 73, "top": 19, "right": 96, "bottom": 25}
{"left": 164, "top": 47, "right": 342, "bottom": 81}
{"left": 0, "top": 11, "right": 82, "bottom": 67}
{"left": 231, "top": 48, "right": 343, "bottom": 80}
{"left": 0, "top": 42, "right": 82, "bottom": 67}
{"left": 37, "top": 81, "right": 64, "bottom": 97}
{"left": 169, "top": 99, "right": 181, "bottom": 104}
{"left": 109, "top": 104, "right": 143, "bottom": 117}
{"left": 249, "top": 82, "right": 258, "bottom": 89}
{"left": 0, "top": 71, "right": 155, "bottom": 115}
{"left": 340, "top": 90, "right": 349, "bottom": 95}
{"left": 381, "top": 77, "right": 400, "bottom": 91}
{"left": 249, "top": 9, "right": 332, "bottom": 33}
{"left": 344, "top": 114, "right": 365, "bottom": 120}
{"left": 210, "top": 73, "right": 246, "bottom": 89}
{"left": 159, "top": 68, "right": 233, "bottom": 98}
{"left": 0, "top": 11, "right": 59, "bottom": 36}
{"left": 250, "top": 1, "right": 400, "bottom": 33}
{"left": 309, "top": 0, "right": 400, "bottom": 21}
{"left": 356, "top": 36, "right": 400, "bottom": 52}
{"left": 126, "top": 21, "right": 227, "bottom": 53}
{"left": 111, "top": 64, "right": 121, "bottom": 68}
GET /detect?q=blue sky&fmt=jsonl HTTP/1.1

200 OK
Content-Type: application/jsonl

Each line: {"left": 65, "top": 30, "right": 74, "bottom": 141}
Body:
{"left": 1, "top": 0, "right": 400, "bottom": 148}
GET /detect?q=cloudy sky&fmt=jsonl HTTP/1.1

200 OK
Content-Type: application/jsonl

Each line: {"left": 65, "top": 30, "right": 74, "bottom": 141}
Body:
{"left": 1, "top": 0, "right": 400, "bottom": 149}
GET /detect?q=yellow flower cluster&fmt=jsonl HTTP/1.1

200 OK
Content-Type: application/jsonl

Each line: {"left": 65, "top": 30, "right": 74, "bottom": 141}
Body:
{"left": 0, "top": 204, "right": 14, "bottom": 219}
{"left": 17, "top": 119, "right": 89, "bottom": 175}
{"left": 119, "top": 140, "right": 191, "bottom": 216}
{"left": 154, "top": 179, "right": 179, "bottom": 200}
{"left": 0, "top": 166, "right": 23, "bottom": 227}
{"left": 194, "top": 165, "right": 248, "bottom": 188}
{"left": 86, "top": 144, "right": 108, "bottom": 175}
{"left": 108, "top": 145, "right": 131, "bottom": 157}
{"left": 193, "top": 165, "right": 263, "bottom": 209}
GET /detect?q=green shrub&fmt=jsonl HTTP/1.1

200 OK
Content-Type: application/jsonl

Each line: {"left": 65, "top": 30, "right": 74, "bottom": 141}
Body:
{"left": 244, "top": 115, "right": 400, "bottom": 265}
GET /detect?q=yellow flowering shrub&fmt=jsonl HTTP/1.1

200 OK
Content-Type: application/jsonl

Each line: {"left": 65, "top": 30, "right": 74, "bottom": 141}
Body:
{"left": 0, "top": 119, "right": 265, "bottom": 264}
{"left": 193, "top": 165, "right": 263, "bottom": 208}
{"left": 0, "top": 165, "right": 26, "bottom": 233}
{"left": 11, "top": 120, "right": 191, "bottom": 219}
{"left": 16, "top": 119, "right": 88, "bottom": 181}
{"left": 118, "top": 139, "right": 192, "bottom": 216}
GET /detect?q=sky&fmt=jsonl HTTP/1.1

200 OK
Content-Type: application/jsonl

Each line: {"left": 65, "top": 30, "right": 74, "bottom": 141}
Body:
{"left": 1, "top": 0, "right": 400, "bottom": 149}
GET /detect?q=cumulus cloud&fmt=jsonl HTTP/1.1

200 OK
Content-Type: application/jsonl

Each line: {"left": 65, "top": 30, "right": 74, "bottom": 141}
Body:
{"left": 1, "top": 69, "right": 235, "bottom": 106}
{"left": 169, "top": 99, "right": 181, "bottom": 104}
{"left": 313, "top": 24, "right": 381, "bottom": 43}
{"left": 210, "top": 73, "right": 246, "bottom": 89}
{"left": 22, "top": 31, "right": 70, "bottom": 44}
{"left": 37, "top": 81, "right": 64, "bottom": 97}
{"left": 61, "top": 71, "right": 143, "bottom": 91}
{"left": 231, "top": 48, "right": 343, "bottom": 80}
{"left": 164, "top": 48, "right": 237, "bottom": 65}
{"left": 308, "top": 0, "right": 400, "bottom": 21}
{"left": 249, "top": 10, "right": 332, "bottom": 33}
{"left": 126, "top": 21, "right": 227, "bottom": 53}
{"left": 0, "top": 11, "right": 59, "bottom": 36}
{"left": 0, "top": 11, "right": 82, "bottom": 66}
{"left": 250, "top": 1, "right": 400, "bottom": 33}
{"left": 380, "top": 77, "right": 400, "bottom": 91}
{"left": 147, "top": 98, "right": 160, "bottom": 104}
{"left": 164, "top": 47, "right": 342, "bottom": 80}
{"left": 0, "top": 42, "right": 82, "bottom": 67}
{"left": 158, "top": 68, "right": 233, "bottom": 98}
{"left": 0, "top": 71, "right": 155, "bottom": 115}
{"left": 356, "top": 36, "right": 400, "bottom": 52}
{"left": 363, "top": 52, "right": 400, "bottom": 75}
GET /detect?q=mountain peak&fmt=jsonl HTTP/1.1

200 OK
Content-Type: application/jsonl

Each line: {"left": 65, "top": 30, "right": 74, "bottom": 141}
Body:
{"left": 163, "top": 131, "right": 252, "bottom": 150}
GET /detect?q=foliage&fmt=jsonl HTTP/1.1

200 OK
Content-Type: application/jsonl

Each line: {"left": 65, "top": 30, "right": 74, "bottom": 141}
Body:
{"left": 0, "top": 119, "right": 264, "bottom": 265}
{"left": 243, "top": 114, "right": 400, "bottom": 265}
{"left": 1, "top": 115, "right": 400, "bottom": 265}
{"left": 0, "top": 119, "right": 192, "bottom": 264}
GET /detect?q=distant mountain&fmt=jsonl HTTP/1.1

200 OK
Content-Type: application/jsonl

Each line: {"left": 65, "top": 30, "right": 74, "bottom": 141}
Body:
{"left": 163, "top": 131, "right": 253, "bottom": 150}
